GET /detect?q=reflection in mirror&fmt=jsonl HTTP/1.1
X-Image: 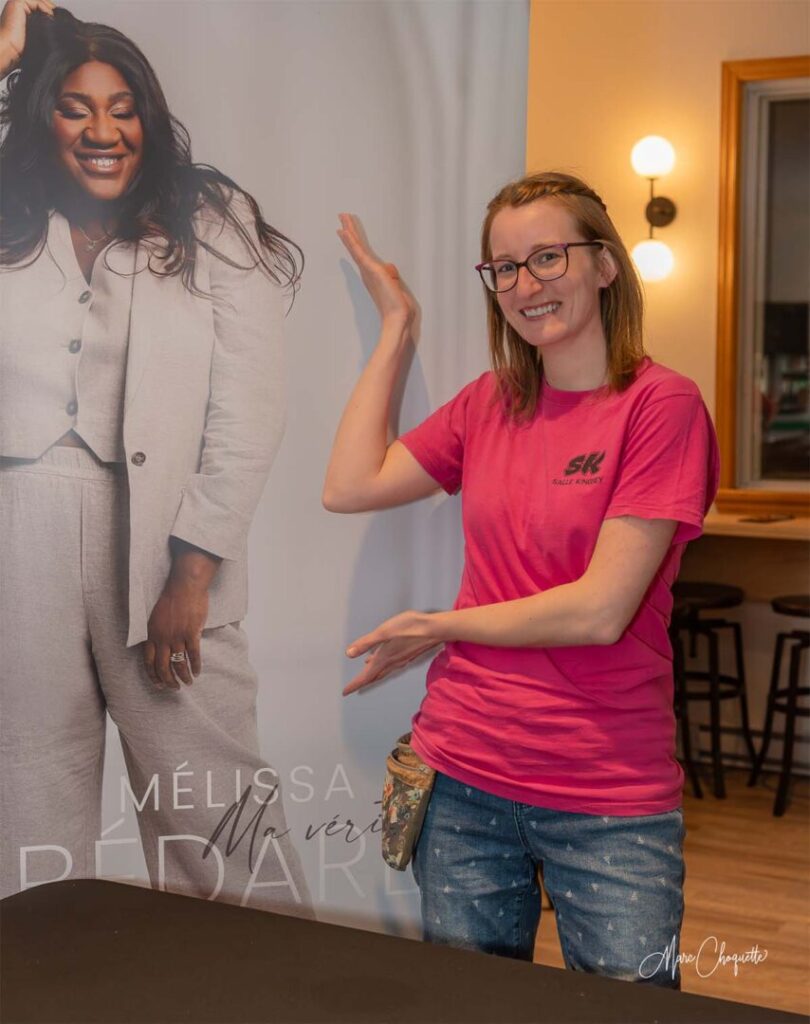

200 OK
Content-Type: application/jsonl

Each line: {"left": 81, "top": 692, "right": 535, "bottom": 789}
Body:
{"left": 742, "top": 90, "right": 809, "bottom": 483}
{"left": 716, "top": 56, "right": 810, "bottom": 514}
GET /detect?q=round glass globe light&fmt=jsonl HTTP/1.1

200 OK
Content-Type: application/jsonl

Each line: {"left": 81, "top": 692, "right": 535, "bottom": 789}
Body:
{"left": 632, "top": 239, "right": 674, "bottom": 281}
{"left": 631, "top": 136, "right": 676, "bottom": 178}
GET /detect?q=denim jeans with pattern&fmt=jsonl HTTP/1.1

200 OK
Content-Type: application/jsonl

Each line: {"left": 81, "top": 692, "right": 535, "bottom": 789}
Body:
{"left": 411, "top": 772, "right": 685, "bottom": 989}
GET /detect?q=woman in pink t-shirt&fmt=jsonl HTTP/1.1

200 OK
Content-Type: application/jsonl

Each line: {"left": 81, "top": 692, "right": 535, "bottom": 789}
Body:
{"left": 324, "top": 172, "right": 719, "bottom": 988}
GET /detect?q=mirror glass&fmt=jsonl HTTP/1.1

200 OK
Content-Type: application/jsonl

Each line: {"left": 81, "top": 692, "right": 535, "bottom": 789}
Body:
{"left": 738, "top": 82, "right": 810, "bottom": 488}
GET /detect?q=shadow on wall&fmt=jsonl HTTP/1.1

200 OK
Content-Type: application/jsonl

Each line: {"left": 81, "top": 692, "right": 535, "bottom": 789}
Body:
{"left": 334, "top": 258, "right": 464, "bottom": 937}
{"left": 336, "top": 258, "right": 465, "bottom": 778}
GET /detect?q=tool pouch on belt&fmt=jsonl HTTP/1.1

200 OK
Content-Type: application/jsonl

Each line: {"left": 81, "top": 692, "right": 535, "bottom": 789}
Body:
{"left": 381, "top": 732, "right": 436, "bottom": 871}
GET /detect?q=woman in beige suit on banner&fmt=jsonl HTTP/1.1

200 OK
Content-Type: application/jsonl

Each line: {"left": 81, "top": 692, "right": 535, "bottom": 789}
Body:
{"left": 0, "top": 2, "right": 312, "bottom": 914}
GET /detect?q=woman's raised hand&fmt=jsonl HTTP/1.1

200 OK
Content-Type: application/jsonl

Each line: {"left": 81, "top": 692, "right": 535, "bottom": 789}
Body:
{"left": 0, "top": 0, "right": 54, "bottom": 77}
{"left": 337, "top": 213, "right": 417, "bottom": 329}
{"left": 323, "top": 214, "right": 434, "bottom": 514}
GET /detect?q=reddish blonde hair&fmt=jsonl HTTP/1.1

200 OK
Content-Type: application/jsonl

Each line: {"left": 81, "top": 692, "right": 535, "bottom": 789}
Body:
{"left": 481, "top": 171, "right": 646, "bottom": 419}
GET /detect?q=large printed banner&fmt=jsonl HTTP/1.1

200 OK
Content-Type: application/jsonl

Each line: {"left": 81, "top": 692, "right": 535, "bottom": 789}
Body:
{"left": 4, "top": 0, "right": 528, "bottom": 934}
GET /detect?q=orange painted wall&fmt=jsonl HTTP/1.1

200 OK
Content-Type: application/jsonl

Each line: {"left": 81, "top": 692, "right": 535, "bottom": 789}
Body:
{"left": 526, "top": 0, "right": 809, "bottom": 411}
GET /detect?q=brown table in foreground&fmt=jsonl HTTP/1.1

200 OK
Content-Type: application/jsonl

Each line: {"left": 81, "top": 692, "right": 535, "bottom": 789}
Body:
{"left": 1, "top": 881, "right": 805, "bottom": 1024}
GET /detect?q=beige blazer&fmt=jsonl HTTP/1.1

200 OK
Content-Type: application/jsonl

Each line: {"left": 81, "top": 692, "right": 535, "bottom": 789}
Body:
{"left": 0, "top": 201, "right": 285, "bottom": 646}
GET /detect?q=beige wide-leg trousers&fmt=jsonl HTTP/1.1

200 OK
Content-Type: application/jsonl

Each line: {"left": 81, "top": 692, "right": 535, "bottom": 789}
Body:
{"left": 0, "top": 446, "right": 313, "bottom": 916}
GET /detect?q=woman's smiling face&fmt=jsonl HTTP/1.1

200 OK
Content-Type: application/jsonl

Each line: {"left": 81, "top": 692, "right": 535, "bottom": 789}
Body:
{"left": 52, "top": 60, "right": 143, "bottom": 204}
{"left": 489, "top": 199, "right": 615, "bottom": 353}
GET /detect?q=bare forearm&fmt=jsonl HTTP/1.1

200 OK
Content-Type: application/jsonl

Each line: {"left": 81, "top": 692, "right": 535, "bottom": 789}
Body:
{"left": 0, "top": 38, "right": 19, "bottom": 78}
{"left": 323, "top": 315, "right": 410, "bottom": 508}
{"left": 344, "top": 518, "right": 676, "bottom": 692}
{"left": 168, "top": 538, "right": 221, "bottom": 591}
{"left": 428, "top": 580, "right": 618, "bottom": 649}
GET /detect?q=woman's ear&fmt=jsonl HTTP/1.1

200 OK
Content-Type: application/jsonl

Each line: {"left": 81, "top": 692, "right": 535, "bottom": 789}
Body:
{"left": 598, "top": 246, "right": 619, "bottom": 288}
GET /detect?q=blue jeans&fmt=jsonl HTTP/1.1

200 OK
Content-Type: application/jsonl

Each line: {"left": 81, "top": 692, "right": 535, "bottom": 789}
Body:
{"left": 411, "top": 772, "right": 685, "bottom": 989}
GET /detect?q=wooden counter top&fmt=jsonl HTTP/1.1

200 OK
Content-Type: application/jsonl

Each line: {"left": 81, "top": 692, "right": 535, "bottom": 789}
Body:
{"left": 703, "top": 511, "right": 810, "bottom": 542}
{"left": 681, "top": 513, "right": 810, "bottom": 601}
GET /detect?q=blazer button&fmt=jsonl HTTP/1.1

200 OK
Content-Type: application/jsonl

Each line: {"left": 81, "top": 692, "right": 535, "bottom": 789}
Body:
{"left": 66, "top": 400, "right": 78, "bottom": 415}
{"left": 78, "top": 290, "right": 92, "bottom": 304}
{"left": 68, "top": 339, "right": 82, "bottom": 354}
{"left": 131, "top": 451, "right": 147, "bottom": 466}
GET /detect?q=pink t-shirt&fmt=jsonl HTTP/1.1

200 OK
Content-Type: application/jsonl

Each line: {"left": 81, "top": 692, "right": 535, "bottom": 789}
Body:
{"left": 399, "top": 357, "right": 720, "bottom": 815}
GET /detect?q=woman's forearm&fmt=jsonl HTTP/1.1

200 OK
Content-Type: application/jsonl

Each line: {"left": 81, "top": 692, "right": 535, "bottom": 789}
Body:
{"left": 168, "top": 538, "right": 221, "bottom": 591}
{"left": 344, "top": 520, "right": 675, "bottom": 689}
{"left": 0, "top": 38, "right": 19, "bottom": 78}
{"left": 413, "top": 515, "right": 674, "bottom": 652}
{"left": 428, "top": 579, "right": 618, "bottom": 649}
{"left": 343, "top": 581, "right": 620, "bottom": 692}
{"left": 322, "top": 314, "right": 411, "bottom": 511}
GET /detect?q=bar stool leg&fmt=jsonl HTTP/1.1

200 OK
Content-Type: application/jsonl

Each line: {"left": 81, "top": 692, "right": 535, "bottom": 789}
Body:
{"left": 731, "top": 622, "right": 758, "bottom": 768}
{"left": 673, "top": 631, "right": 703, "bottom": 799}
{"left": 687, "top": 613, "right": 699, "bottom": 658}
{"left": 708, "top": 629, "right": 725, "bottom": 798}
{"left": 773, "top": 637, "right": 807, "bottom": 817}
{"left": 749, "top": 633, "right": 786, "bottom": 787}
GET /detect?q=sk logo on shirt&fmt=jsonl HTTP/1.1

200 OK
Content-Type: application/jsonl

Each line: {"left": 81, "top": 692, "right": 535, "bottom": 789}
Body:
{"left": 564, "top": 451, "right": 606, "bottom": 476}
{"left": 552, "top": 451, "right": 607, "bottom": 486}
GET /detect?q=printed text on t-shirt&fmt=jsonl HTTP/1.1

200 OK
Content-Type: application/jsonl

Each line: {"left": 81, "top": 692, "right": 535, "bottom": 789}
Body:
{"left": 552, "top": 450, "right": 607, "bottom": 485}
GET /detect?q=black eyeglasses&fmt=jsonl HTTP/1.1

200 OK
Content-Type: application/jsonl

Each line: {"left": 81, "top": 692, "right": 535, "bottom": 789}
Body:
{"left": 475, "top": 242, "right": 604, "bottom": 293}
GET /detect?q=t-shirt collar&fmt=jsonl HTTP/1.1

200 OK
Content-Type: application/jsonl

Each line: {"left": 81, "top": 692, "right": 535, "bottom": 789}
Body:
{"left": 540, "top": 356, "right": 653, "bottom": 407}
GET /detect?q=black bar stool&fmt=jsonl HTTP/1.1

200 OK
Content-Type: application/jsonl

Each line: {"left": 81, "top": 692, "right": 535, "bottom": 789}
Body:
{"left": 670, "top": 582, "right": 757, "bottom": 799}
{"left": 670, "top": 594, "right": 703, "bottom": 799}
{"left": 748, "top": 594, "right": 810, "bottom": 817}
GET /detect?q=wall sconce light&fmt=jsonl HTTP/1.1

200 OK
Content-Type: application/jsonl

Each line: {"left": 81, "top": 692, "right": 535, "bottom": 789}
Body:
{"left": 630, "top": 135, "right": 676, "bottom": 281}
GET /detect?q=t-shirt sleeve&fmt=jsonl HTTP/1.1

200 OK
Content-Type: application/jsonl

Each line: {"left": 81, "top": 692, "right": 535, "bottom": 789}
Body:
{"left": 398, "top": 375, "right": 485, "bottom": 495}
{"left": 604, "top": 393, "right": 720, "bottom": 544}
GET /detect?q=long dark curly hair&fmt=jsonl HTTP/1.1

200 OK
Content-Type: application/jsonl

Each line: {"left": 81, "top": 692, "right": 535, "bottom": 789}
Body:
{"left": 0, "top": 7, "right": 302, "bottom": 293}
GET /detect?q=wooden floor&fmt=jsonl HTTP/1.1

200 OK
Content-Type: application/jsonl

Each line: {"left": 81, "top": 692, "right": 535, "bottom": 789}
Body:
{"left": 533, "top": 768, "right": 810, "bottom": 1017}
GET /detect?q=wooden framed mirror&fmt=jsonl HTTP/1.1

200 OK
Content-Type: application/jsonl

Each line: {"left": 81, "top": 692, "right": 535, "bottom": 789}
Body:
{"left": 716, "top": 55, "right": 810, "bottom": 515}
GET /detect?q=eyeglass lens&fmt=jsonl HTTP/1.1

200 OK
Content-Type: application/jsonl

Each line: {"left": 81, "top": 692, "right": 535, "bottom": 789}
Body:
{"left": 480, "top": 245, "right": 568, "bottom": 292}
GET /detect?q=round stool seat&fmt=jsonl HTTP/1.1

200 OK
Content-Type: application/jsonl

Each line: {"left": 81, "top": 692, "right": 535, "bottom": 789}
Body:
{"left": 771, "top": 594, "right": 810, "bottom": 619}
{"left": 671, "top": 595, "right": 690, "bottom": 619}
{"left": 672, "top": 582, "right": 744, "bottom": 613}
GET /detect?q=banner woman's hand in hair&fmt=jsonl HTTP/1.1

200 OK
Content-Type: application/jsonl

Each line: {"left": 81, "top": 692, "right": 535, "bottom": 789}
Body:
{"left": 0, "top": 0, "right": 54, "bottom": 77}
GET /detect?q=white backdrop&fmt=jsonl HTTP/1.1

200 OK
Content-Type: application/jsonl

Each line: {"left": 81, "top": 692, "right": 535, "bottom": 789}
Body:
{"left": 64, "top": 0, "right": 529, "bottom": 933}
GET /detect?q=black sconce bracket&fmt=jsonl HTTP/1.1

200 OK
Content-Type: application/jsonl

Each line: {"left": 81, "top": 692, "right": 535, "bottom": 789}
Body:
{"left": 645, "top": 179, "right": 676, "bottom": 234}
{"left": 645, "top": 196, "right": 677, "bottom": 228}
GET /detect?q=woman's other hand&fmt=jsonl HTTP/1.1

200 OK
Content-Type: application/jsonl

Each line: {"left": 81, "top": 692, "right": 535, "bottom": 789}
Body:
{"left": 143, "top": 542, "right": 220, "bottom": 688}
{"left": 337, "top": 213, "right": 418, "bottom": 330}
{"left": 0, "top": 0, "right": 54, "bottom": 77}
{"left": 343, "top": 610, "right": 441, "bottom": 694}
